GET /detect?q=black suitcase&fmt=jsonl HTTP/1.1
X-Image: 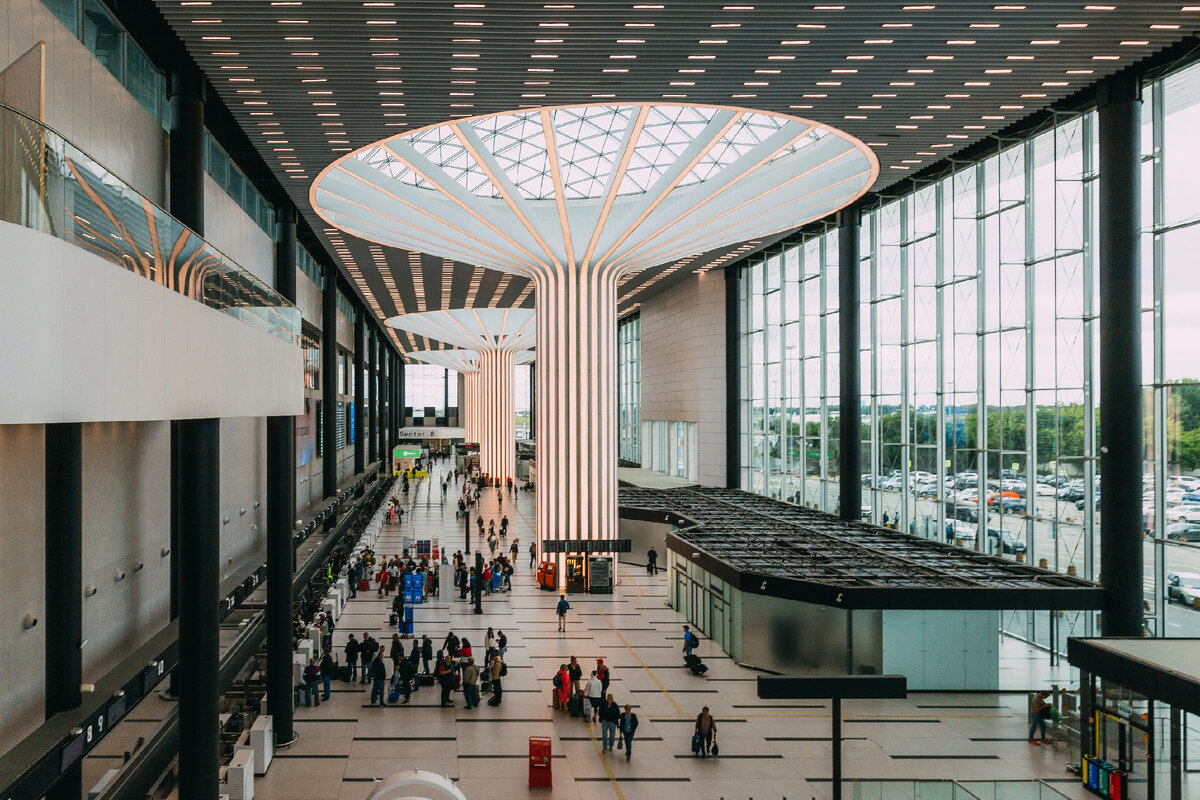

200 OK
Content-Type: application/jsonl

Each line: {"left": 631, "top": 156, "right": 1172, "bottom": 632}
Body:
{"left": 419, "top": 673, "right": 436, "bottom": 687}
{"left": 568, "top": 692, "right": 584, "bottom": 718}
{"left": 684, "top": 654, "right": 708, "bottom": 675}
{"left": 339, "top": 665, "right": 353, "bottom": 682}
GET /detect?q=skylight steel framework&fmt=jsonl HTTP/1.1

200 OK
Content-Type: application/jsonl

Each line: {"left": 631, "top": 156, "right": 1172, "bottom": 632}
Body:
{"left": 314, "top": 103, "right": 877, "bottom": 557}
{"left": 387, "top": 310, "right": 535, "bottom": 482}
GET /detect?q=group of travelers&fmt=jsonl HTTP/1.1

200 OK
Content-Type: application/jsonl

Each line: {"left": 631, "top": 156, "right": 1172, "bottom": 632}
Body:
{"left": 451, "top": 550, "right": 516, "bottom": 597}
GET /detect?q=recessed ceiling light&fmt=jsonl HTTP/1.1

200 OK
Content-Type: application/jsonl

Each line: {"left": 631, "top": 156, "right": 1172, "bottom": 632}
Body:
{"left": 999, "top": 104, "right": 1024, "bottom": 109}
{"left": 795, "top": 23, "right": 826, "bottom": 28}
{"left": 832, "top": 68, "right": 858, "bottom": 73}
{"left": 1092, "top": 54, "right": 1120, "bottom": 59}
{"left": 903, "top": 4, "right": 935, "bottom": 8}
{"left": 535, "top": 38, "right": 563, "bottom": 43}
{"left": 1031, "top": 39, "right": 1060, "bottom": 45}
{"left": 1008, "top": 54, "right": 1034, "bottom": 60}
{"left": 872, "top": 92, "right": 897, "bottom": 97}
{"left": 847, "top": 54, "right": 874, "bottom": 59}
{"left": 947, "top": 134, "right": 968, "bottom": 139}
{"left": 201, "top": 35, "right": 230, "bottom": 40}
{"left": 965, "top": 80, "right": 990, "bottom": 86}
{"left": 858, "top": 104, "right": 881, "bottom": 109}
{"left": 1084, "top": 4, "right": 1115, "bottom": 9}
{"left": 970, "top": 22, "right": 1000, "bottom": 27}
{"left": 1042, "top": 80, "right": 1069, "bottom": 86}
{"left": 1150, "top": 23, "right": 1181, "bottom": 28}
{"left": 947, "top": 39, "right": 975, "bottom": 44}
{"left": 844, "top": 114, "right": 868, "bottom": 120}
{"left": 688, "top": 54, "right": 716, "bottom": 59}
{"left": 882, "top": 22, "right": 912, "bottom": 27}
{"left": 994, "top": 4, "right": 1025, "bottom": 8}
{"left": 984, "top": 68, "right": 1012, "bottom": 73}
{"left": 602, "top": 68, "right": 629, "bottom": 72}
{"left": 1120, "top": 40, "right": 1150, "bottom": 45}
{"left": 963, "top": 125, "right": 986, "bottom": 129}
{"left": 896, "top": 124, "right": 918, "bottom": 129}
{"left": 1066, "top": 68, "right": 1094, "bottom": 74}
{"left": 744, "top": 81, "right": 769, "bottom": 86}
{"left": 755, "top": 68, "right": 780, "bottom": 73}
{"left": 945, "top": 93, "right": 970, "bottom": 98}
{"left": 780, "top": 40, "right": 810, "bottom": 45}
{"left": 982, "top": 115, "right": 1005, "bottom": 120}
{"left": 865, "top": 38, "right": 893, "bottom": 44}
{"left": 910, "top": 114, "right": 933, "bottom": 119}
{"left": 908, "top": 68, "right": 934, "bottom": 73}
{"left": 679, "top": 68, "right": 706, "bottom": 72}
{"left": 711, "top": 22, "right": 741, "bottom": 27}
{"left": 1057, "top": 22, "right": 1087, "bottom": 27}
{"left": 816, "top": 80, "right": 841, "bottom": 85}
{"left": 927, "top": 104, "right": 951, "bottom": 109}
{"left": 890, "top": 81, "right": 915, "bottom": 86}
{"left": 803, "top": 93, "right": 827, "bottom": 98}
{"left": 699, "top": 39, "right": 727, "bottom": 43}
{"left": 927, "top": 55, "right": 954, "bottom": 60}
{"left": 671, "top": 81, "right": 695, "bottom": 85}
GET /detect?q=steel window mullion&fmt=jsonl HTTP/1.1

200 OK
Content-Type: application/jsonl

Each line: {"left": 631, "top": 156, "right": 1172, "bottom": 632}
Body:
{"left": 1024, "top": 135, "right": 1037, "bottom": 567}
{"left": 935, "top": 179, "right": 948, "bottom": 542}
{"left": 1152, "top": 78, "right": 1168, "bottom": 634}
{"left": 900, "top": 198, "right": 911, "bottom": 534}
{"left": 975, "top": 158, "right": 989, "bottom": 554}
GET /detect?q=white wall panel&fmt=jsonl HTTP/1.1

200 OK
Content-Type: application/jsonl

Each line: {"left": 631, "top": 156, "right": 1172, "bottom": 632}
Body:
{"left": 203, "top": 176, "right": 276, "bottom": 288}
{"left": 0, "top": 223, "right": 303, "bottom": 423}
{"left": 639, "top": 271, "right": 728, "bottom": 486}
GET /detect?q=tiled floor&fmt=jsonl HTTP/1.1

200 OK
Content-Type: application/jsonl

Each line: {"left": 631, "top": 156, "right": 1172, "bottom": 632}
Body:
{"left": 254, "top": 464, "right": 1092, "bottom": 800}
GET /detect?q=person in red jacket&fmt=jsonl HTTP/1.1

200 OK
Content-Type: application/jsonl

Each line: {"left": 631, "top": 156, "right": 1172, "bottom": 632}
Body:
{"left": 553, "top": 664, "right": 571, "bottom": 711}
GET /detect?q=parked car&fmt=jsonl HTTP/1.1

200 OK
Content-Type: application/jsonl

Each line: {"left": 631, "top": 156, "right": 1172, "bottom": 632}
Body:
{"left": 986, "top": 528, "right": 1027, "bottom": 555}
{"left": 861, "top": 503, "right": 873, "bottom": 520}
{"left": 1166, "top": 572, "right": 1200, "bottom": 606}
{"left": 949, "top": 520, "right": 978, "bottom": 542}
{"left": 998, "top": 496, "right": 1027, "bottom": 514}
{"left": 1171, "top": 505, "right": 1200, "bottom": 524}
{"left": 1076, "top": 494, "right": 1100, "bottom": 512}
{"left": 987, "top": 491, "right": 1020, "bottom": 507}
{"left": 948, "top": 503, "right": 979, "bottom": 524}
{"left": 1035, "top": 484, "right": 1058, "bottom": 497}
{"left": 1165, "top": 523, "right": 1200, "bottom": 542}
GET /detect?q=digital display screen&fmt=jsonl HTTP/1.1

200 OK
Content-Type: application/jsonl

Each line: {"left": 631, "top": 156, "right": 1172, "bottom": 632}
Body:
{"left": 59, "top": 733, "right": 85, "bottom": 774}
{"left": 143, "top": 663, "right": 164, "bottom": 695}
{"left": 107, "top": 695, "right": 127, "bottom": 728}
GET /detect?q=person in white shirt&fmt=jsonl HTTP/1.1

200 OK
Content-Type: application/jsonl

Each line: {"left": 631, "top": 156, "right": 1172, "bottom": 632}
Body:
{"left": 584, "top": 670, "right": 604, "bottom": 722}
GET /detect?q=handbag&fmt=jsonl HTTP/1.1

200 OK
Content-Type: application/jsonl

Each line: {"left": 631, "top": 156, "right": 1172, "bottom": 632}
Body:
{"left": 691, "top": 733, "right": 701, "bottom": 754}
{"left": 711, "top": 739, "right": 719, "bottom": 757}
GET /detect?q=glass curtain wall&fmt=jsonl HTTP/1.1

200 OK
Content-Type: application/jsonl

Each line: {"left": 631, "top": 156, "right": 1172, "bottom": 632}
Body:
{"left": 618, "top": 313, "right": 641, "bottom": 464}
{"left": 515, "top": 363, "right": 532, "bottom": 440}
{"left": 737, "top": 57, "right": 1200, "bottom": 647}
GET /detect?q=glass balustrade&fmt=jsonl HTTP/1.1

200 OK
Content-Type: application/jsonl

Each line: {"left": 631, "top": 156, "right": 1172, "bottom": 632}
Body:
{"left": 0, "top": 101, "right": 299, "bottom": 344}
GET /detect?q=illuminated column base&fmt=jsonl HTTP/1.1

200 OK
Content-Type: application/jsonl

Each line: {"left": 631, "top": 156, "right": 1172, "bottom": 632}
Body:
{"left": 463, "top": 371, "right": 480, "bottom": 444}
{"left": 533, "top": 267, "right": 620, "bottom": 585}
{"left": 478, "top": 349, "right": 516, "bottom": 483}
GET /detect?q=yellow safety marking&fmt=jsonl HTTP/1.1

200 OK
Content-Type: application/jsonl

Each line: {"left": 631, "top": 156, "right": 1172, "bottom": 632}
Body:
{"left": 599, "top": 611, "right": 683, "bottom": 714}
{"left": 583, "top": 713, "right": 628, "bottom": 800}
{"left": 622, "top": 575, "right": 647, "bottom": 609}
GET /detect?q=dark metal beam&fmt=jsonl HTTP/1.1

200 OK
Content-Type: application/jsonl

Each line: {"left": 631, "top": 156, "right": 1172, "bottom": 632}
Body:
{"left": 1097, "top": 73, "right": 1145, "bottom": 638}
{"left": 838, "top": 207, "right": 862, "bottom": 521}
{"left": 724, "top": 266, "right": 741, "bottom": 488}
{"left": 354, "top": 313, "right": 366, "bottom": 475}
{"left": 322, "top": 277, "right": 338, "bottom": 500}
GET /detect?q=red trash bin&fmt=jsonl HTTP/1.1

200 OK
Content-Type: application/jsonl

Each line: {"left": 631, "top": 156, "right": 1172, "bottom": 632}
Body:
{"left": 528, "top": 736, "right": 552, "bottom": 789}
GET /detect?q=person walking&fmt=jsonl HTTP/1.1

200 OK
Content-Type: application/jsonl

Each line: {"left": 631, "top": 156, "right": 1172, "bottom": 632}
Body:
{"left": 584, "top": 671, "right": 603, "bottom": 722}
{"left": 596, "top": 658, "right": 611, "bottom": 696}
{"left": 319, "top": 648, "right": 337, "bottom": 701}
{"left": 556, "top": 594, "right": 570, "bottom": 632}
{"left": 599, "top": 694, "right": 620, "bottom": 752}
{"left": 529, "top": 542, "right": 536, "bottom": 570}
{"left": 487, "top": 654, "right": 504, "bottom": 705}
{"left": 647, "top": 546, "right": 658, "bottom": 575}
{"left": 369, "top": 646, "right": 388, "bottom": 707}
{"left": 694, "top": 706, "right": 717, "bottom": 757}
{"left": 462, "top": 657, "right": 480, "bottom": 709}
{"left": 619, "top": 704, "right": 639, "bottom": 759}
{"left": 568, "top": 656, "right": 583, "bottom": 695}
{"left": 1028, "top": 690, "right": 1053, "bottom": 745}
{"left": 683, "top": 625, "right": 697, "bottom": 658}
{"left": 396, "top": 653, "right": 415, "bottom": 704}
{"left": 302, "top": 658, "right": 321, "bottom": 707}
{"left": 509, "top": 538, "right": 519, "bottom": 571}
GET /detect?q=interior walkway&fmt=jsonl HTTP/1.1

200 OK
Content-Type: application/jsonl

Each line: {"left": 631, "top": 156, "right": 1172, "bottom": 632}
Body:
{"left": 254, "top": 463, "right": 1093, "bottom": 800}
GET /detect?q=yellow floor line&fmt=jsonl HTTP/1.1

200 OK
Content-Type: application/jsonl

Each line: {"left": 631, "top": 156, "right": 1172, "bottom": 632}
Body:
{"left": 622, "top": 575, "right": 647, "bottom": 609}
{"left": 600, "top": 611, "right": 683, "bottom": 715}
{"left": 583, "top": 715, "right": 628, "bottom": 800}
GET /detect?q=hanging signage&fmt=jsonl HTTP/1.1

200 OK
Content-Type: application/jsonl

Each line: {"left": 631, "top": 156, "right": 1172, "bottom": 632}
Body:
{"left": 541, "top": 539, "right": 632, "bottom": 554}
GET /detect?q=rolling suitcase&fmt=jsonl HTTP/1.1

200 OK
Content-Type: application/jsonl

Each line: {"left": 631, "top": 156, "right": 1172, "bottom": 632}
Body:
{"left": 684, "top": 653, "right": 709, "bottom": 675}
{"left": 419, "top": 673, "right": 436, "bottom": 687}
{"left": 339, "top": 665, "right": 353, "bottom": 682}
{"left": 359, "top": 579, "right": 370, "bottom": 591}
{"left": 568, "top": 692, "right": 584, "bottom": 718}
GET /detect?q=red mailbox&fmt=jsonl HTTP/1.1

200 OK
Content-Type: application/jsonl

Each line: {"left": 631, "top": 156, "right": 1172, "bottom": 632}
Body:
{"left": 528, "top": 736, "right": 552, "bottom": 788}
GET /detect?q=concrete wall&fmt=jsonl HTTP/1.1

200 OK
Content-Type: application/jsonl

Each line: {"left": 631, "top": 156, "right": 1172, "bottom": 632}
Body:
{"left": 618, "top": 517, "right": 670, "bottom": 570}
{"left": 79, "top": 422, "right": 171, "bottom": 678}
{"left": 0, "top": 424, "right": 46, "bottom": 754}
{"left": 882, "top": 609, "right": 1000, "bottom": 691}
{"left": 638, "top": 270, "right": 727, "bottom": 486}
{"left": 220, "top": 417, "right": 268, "bottom": 585}
{"left": 1, "top": 0, "right": 166, "bottom": 205}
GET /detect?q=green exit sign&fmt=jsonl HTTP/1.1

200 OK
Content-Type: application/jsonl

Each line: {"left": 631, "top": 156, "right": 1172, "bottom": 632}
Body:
{"left": 394, "top": 448, "right": 422, "bottom": 458}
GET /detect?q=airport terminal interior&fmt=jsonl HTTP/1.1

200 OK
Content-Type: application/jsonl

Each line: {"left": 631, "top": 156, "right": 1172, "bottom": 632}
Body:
{"left": 5, "top": 1, "right": 1200, "bottom": 799}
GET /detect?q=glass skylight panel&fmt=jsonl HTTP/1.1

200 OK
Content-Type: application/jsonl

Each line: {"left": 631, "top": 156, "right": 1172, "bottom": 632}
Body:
{"left": 406, "top": 125, "right": 495, "bottom": 195}
{"left": 680, "top": 111, "right": 786, "bottom": 186}
{"left": 470, "top": 112, "right": 556, "bottom": 199}
{"left": 551, "top": 105, "right": 635, "bottom": 199}
{"left": 617, "top": 105, "right": 716, "bottom": 195}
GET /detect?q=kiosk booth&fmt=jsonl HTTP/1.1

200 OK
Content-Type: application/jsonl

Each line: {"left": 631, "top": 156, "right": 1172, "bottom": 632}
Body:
{"left": 455, "top": 443, "right": 480, "bottom": 475}
{"left": 393, "top": 445, "right": 427, "bottom": 475}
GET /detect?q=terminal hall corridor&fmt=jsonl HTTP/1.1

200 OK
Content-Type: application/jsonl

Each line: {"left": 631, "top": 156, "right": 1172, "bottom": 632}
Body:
{"left": 256, "top": 464, "right": 1092, "bottom": 800}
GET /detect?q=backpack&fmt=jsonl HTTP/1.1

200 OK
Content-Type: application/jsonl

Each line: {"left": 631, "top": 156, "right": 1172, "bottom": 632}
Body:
{"left": 552, "top": 671, "right": 562, "bottom": 689}
{"left": 500, "top": 662, "right": 508, "bottom": 677}
{"left": 689, "top": 632, "right": 699, "bottom": 648}
{"left": 597, "top": 665, "right": 609, "bottom": 683}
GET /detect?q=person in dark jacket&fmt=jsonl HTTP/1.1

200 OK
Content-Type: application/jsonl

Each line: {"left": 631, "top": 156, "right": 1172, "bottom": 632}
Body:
{"left": 435, "top": 655, "right": 456, "bottom": 707}
{"left": 319, "top": 648, "right": 337, "bottom": 701}
{"left": 619, "top": 705, "right": 639, "bottom": 759}
{"left": 694, "top": 706, "right": 717, "bottom": 757}
{"left": 396, "top": 653, "right": 415, "bottom": 703}
{"left": 390, "top": 634, "right": 404, "bottom": 674}
{"left": 369, "top": 646, "right": 388, "bottom": 707}
{"left": 302, "top": 658, "right": 321, "bottom": 707}
{"left": 647, "top": 546, "right": 658, "bottom": 575}
{"left": 598, "top": 694, "right": 621, "bottom": 752}
{"left": 360, "top": 633, "right": 375, "bottom": 683}
{"left": 344, "top": 634, "right": 360, "bottom": 679}
{"left": 407, "top": 648, "right": 422, "bottom": 693}
{"left": 421, "top": 635, "right": 434, "bottom": 674}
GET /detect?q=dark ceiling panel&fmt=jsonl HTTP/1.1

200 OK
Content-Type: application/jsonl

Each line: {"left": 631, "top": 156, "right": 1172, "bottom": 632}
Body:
{"left": 151, "top": 0, "right": 1196, "bottom": 333}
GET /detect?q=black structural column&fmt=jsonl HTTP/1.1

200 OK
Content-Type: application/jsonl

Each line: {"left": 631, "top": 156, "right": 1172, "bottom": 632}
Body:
{"left": 322, "top": 276, "right": 338, "bottom": 500}
{"left": 393, "top": 353, "right": 403, "bottom": 453}
{"left": 376, "top": 331, "right": 386, "bottom": 467}
{"left": 167, "top": 57, "right": 206, "bottom": 701}
{"left": 1097, "top": 73, "right": 1144, "bottom": 637}
{"left": 45, "top": 424, "right": 83, "bottom": 800}
{"left": 725, "top": 266, "right": 741, "bottom": 488}
{"left": 266, "top": 204, "right": 298, "bottom": 747}
{"left": 368, "top": 328, "right": 378, "bottom": 464}
{"left": 354, "top": 312, "right": 366, "bottom": 476}
{"left": 838, "top": 207, "right": 862, "bottom": 521}
{"left": 177, "top": 419, "right": 220, "bottom": 800}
